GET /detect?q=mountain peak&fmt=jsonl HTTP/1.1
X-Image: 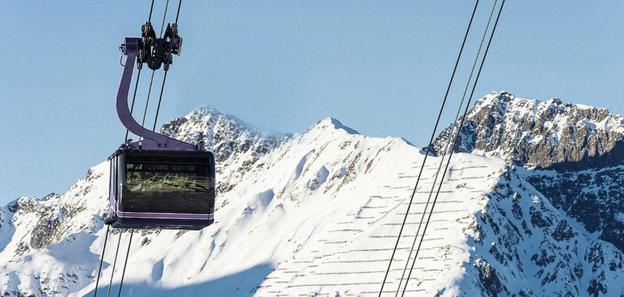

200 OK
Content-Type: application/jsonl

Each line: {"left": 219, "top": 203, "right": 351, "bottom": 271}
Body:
{"left": 434, "top": 91, "right": 624, "bottom": 169}
{"left": 309, "top": 117, "right": 359, "bottom": 135}
{"left": 161, "top": 107, "right": 288, "bottom": 194}
{"left": 182, "top": 107, "right": 263, "bottom": 134}
{"left": 474, "top": 91, "right": 612, "bottom": 119}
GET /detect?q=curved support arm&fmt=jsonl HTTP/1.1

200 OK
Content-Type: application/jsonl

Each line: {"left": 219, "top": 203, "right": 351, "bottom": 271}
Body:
{"left": 117, "top": 37, "right": 195, "bottom": 151}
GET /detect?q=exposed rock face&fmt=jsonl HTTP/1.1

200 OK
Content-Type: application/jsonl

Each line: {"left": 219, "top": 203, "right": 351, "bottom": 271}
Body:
{"left": 460, "top": 167, "right": 624, "bottom": 297}
{"left": 527, "top": 166, "right": 624, "bottom": 252}
{"left": 161, "top": 108, "right": 288, "bottom": 196}
{"left": 433, "top": 91, "right": 624, "bottom": 170}
{"left": 431, "top": 92, "right": 624, "bottom": 253}
{"left": 475, "top": 259, "right": 505, "bottom": 297}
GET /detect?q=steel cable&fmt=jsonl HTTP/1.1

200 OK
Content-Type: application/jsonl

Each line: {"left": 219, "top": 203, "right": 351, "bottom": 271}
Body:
{"left": 377, "top": 0, "right": 480, "bottom": 294}
{"left": 401, "top": 0, "right": 506, "bottom": 293}
{"left": 115, "top": 230, "right": 134, "bottom": 297}
{"left": 142, "top": 0, "right": 170, "bottom": 131}
{"left": 105, "top": 232, "right": 124, "bottom": 297}
{"left": 93, "top": 225, "right": 110, "bottom": 297}
{"left": 159, "top": 0, "right": 171, "bottom": 37}
{"left": 148, "top": 0, "right": 155, "bottom": 23}
{"left": 152, "top": 71, "right": 168, "bottom": 131}
{"left": 152, "top": 0, "right": 181, "bottom": 132}
{"left": 140, "top": 71, "right": 156, "bottom": 127}
{"left": 175, "top": 0, "right": 182, "bottom": 24}
{"left": 395, "top": 0, "right": 499, "bottom": 294}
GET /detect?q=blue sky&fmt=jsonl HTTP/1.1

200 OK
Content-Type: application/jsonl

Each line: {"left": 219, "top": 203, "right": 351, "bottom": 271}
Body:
{"left": 1, "top": 1, "right": 622, "bottom": 204}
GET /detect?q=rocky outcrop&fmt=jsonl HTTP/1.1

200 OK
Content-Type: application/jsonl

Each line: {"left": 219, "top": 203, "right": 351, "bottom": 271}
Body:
{"left": 527, "top": 165, "right": 624, "bottom": 252}
{"left": 463, "top": 167, "right": 624, "bottom": 297}
{"left": 433, "top": 91, "right": 624, "bottom": 170}
{"left": 161, "top": 108, "right": 288, "bottom": 195}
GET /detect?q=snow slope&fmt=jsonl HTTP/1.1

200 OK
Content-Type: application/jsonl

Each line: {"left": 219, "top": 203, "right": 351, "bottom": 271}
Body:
{"left": 1, "top": 94, "right": 623, "bottom": 296}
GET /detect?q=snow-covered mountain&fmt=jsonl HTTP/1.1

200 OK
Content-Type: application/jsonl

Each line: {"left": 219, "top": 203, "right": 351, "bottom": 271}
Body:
{"left": 1, "top": 92, "right": 623, "bottom": 296}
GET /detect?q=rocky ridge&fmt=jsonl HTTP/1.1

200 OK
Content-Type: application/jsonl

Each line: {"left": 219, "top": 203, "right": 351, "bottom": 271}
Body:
{"left": 433, "top": 91, "right": 624, "bottom": 169}
{"left": 161, "top": 107, "right": 288, "bottom": 198}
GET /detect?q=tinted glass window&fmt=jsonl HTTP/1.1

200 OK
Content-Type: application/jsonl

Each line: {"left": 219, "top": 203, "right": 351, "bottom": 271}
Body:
{"left": 121, "top": 154, "right": 214, "bottom": 213}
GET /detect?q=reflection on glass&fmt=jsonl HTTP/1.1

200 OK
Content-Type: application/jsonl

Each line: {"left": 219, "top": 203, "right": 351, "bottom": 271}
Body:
{"left": 126, "top": 164, "right": 209, "bottom": 194}
{"left": 121, "top": 156, "right": 213, "bottom": 213}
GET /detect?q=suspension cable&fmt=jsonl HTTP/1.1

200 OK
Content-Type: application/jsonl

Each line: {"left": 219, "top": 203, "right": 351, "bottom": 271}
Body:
{"left": 152, "top": 71, "right": 168, "bottom": 131}
{"left": 148, "top": 0, "right": 155, "bottom": 23}
{"left": 152, "top": 0, "right": 179, "bottom": 132}
{"left": 175, "top": 0, "right": 182, "bottom": 24}
{"left": 141, "top": 0, "right": 171, "bottom": 130}
{"left": 93, "top": 225, "right": 110, "bottom": 297}
{"left": 159, "top": 0, "right": 171, "bottom": 37}
{"left": 116, "top": 230, "right": 134, "bottom": 297}
{"left": 394, "top": 1, "right": 499, "bottom": 294}
{"left": 401, "top": 0, "right": 506, "bottom": 293}
{"left": 377, "top": 0, "right": 480, "bottom": 294}
{"left": 141, "top": 71, "right": 156, "bottom": 126}
{"left": 105, "top": 231, "right": 124, "bottom": 297}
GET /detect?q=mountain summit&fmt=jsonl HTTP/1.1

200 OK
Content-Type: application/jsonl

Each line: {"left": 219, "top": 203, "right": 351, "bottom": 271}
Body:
{"left": 1, "top": 96, "right": 623, "bottom": 296}
{"left": 433, "top": 91, "right": 624, "bottom": 169}
{"left": 308, "top": 117, "right": 360, "bottom": 135}
{"left": 161, "top": 107, "right": 287, "bottom": 194}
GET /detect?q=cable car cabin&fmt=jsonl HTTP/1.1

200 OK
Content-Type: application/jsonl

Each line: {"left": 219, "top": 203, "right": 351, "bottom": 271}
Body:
{"left": 107, "top": 148, "right": 215, "bottom": 230}
{"left": 108, "top": 37, "right": 214, "bottom": 230}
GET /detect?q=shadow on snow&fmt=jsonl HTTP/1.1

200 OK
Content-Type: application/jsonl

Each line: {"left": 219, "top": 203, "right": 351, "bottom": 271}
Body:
{"left": 85, "top": 263, "right": 273, "bottom": 297}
